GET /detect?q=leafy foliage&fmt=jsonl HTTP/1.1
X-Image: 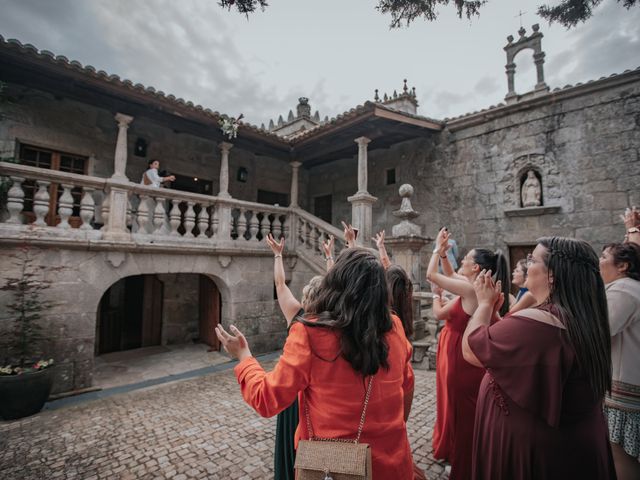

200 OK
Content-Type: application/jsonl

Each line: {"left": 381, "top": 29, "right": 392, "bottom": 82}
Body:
{"left": 219, "top": 0, "right": 268, "bottom": 15}
{"left": 0, "top": 247, "right": 58, "bottom": 374}
{"left": 217, "top": 0, "right": 638, "bottom": 28}
{"left": 538, "top": 0, "right": 637, "bottom": 27}
{"left": 377, "top": 0, "right": 486, "bottom": 27}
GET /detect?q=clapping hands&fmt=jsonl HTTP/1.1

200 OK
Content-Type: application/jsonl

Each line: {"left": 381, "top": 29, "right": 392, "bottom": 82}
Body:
{"left": 321, "top": 234, "right": 335, "bottom": 259}
{"left": 473, "top": 269, "right": 504, "bottom": 316}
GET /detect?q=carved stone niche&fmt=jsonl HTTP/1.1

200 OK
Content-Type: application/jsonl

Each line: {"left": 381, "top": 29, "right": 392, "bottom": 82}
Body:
{"left": 504, "top": 153, "right": 561, "bottom": 217}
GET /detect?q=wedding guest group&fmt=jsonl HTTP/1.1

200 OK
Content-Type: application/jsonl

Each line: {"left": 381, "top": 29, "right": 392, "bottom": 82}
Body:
{"left": 216, "top": 207, "right": 640, "bottom": 479}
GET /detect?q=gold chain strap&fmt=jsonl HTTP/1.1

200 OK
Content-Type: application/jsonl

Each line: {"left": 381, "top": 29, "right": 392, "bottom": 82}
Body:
{"left": 304, "top": 376, "right": 374, "bottom": 444}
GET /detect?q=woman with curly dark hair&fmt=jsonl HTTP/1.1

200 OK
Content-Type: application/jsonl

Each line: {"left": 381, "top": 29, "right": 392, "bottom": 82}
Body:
{"left": 216, "top": 247, "right": 416, "bottom": 478}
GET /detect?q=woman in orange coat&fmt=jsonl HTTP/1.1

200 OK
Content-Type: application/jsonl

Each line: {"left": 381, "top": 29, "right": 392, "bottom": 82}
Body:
{"left": 216, "top": 248, "right": 417, "bottom": 479}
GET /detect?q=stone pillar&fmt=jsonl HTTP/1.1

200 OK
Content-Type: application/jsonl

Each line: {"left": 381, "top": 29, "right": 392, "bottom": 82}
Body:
{"left": 533, "top": 51, "right": 547, "bottom": 90}
{"left": 218, "top": 142, "right": 233, "bottom": 199}
{"left": 112, "top": 113, "right": 133, "bottom": 180}
{"left": 348, "top": 136, "right": 376, "bottom": 245}
{"left": 355, "top": 136, "right": 371, "bottom": 194}
{"left": 289, "top": 161, "right": 301, "bottom": 208}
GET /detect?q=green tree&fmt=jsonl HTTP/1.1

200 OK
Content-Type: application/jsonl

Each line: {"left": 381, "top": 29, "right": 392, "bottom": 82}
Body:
{"left": 218, "top": 0, "right": 638, "bottom": 28}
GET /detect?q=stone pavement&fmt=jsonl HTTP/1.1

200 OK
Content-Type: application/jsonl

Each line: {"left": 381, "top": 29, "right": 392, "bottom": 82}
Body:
{"left": 0, "top": 359, "right": 447, "bottom": 480}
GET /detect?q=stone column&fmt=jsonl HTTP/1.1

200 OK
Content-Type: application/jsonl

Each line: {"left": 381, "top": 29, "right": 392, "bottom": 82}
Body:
{"left": 289, "top": 161, "right": 302, "bottom": 208}
{"left": 218, "top": 142, "right": 233, "bottom": 199}
{"left": 348, "top": 136, "right": 376, "bottom": 245}
{"left": 112, "top": 113, "right": 133, "bottom": 180}
{"left": 355, "top": 136, "right": 371, "bottom": 194}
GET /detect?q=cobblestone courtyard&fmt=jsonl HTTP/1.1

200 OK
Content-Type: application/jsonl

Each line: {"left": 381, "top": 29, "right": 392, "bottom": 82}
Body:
{"left": 0, "top": 359, "right": 446, "bottom": 480}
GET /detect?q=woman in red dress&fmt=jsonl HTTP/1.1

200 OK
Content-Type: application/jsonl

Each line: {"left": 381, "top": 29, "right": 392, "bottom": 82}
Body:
{"left": 426, "top": 228, "right": 511, "bottom": 480}
{"left": 463, "top": 237, "right": 616, "bottom": 479}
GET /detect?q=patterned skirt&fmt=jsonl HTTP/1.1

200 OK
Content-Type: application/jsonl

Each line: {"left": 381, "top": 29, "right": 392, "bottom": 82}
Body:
{"left": 604, "top": 380, "right": 640, "bottom": 461}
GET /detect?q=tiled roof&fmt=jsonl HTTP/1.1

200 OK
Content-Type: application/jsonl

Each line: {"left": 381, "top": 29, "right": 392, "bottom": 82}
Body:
{"left": 444, "top": 66, "right": 640, "bottom": 123}
{"left": 0, "top": 35, "right": 286, "bottom": 144}
{"left": 288, "top": 101, "right": 445, "bottom": 143}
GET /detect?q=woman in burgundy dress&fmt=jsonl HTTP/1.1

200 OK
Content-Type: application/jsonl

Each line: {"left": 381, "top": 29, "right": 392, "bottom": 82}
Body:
{"left": 463, "top": 237, "right": 616, "bottom": 479}
{"left": 426, "top": 228, "right": 511, "bottom": 480}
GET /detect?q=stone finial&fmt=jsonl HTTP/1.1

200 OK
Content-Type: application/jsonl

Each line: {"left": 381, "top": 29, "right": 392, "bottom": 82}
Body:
{"left": 391, "top": 184, "right": 421, "bottom": 237}
{"left": 296, "top": 97, "right": 311, "bottom": 118}
{"left": 411, "top": 87, "right": 416, "bottom": 98}
{"left": 313, "top": 110, "right": 320, "bottom": 121}
{"left": 393, "top": 90, "right": 398, "bottom": 99}
{"left": 268, "top": 119, "right": 275, "bottom": 130}
{"left": 403, "top": 79, "right": 408, "bottom": 93}
{"left": 384, "top": 93, "right": 388, "bottom": 101}
{"left": 532, "top": 23, "right": 540, "bottom": 32}
{"left": 260, "top": 123, "right": 265, "bottom": 130}
{"left": 288, "top": 110, "right": 294, "bottom": 122}
{"left": 518, "top": 26, "right": 526, "bottom": 38}
{"left": 277, "top": 115, "right": 284, "bottom": 126}
{"left": 374, "top": 89, "right": 380, "bottom": 102}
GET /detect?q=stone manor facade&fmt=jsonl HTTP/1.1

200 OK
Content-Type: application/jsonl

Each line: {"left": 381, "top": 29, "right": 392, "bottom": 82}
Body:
{"left": 1, "top": 26, "right": 639, "bottom": 394}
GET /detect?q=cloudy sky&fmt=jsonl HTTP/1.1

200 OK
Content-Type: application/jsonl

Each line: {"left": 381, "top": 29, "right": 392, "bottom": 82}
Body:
{"left": 1, "top": 0, "right": 638, "bottom": 125}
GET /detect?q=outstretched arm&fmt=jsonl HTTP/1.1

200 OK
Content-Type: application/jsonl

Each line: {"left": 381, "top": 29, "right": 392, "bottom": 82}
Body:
{"left": 427, "top": 229, "right": 475, "bottom": 298}
{"left": 266, "top": 234, "right": 301, "bottom": 325}
{"left": 509, "top": 291, "right": 537, "bottom": 314}
{"left": 373, "top": 230, "right": 392, "bottom": 269}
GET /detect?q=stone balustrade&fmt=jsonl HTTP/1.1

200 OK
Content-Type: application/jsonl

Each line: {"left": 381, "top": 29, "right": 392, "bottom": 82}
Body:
{"left": 0, "top": 162, "right": 311, "bottom": 256}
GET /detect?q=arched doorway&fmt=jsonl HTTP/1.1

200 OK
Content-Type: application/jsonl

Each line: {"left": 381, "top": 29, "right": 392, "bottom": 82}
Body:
{"left": 96, "top": 274, "right": 221, "bottom": 355}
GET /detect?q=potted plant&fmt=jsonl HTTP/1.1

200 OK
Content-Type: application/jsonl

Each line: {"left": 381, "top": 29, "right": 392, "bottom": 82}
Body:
{"left": 0, "top": 245, "right": 56, "bottom": 420}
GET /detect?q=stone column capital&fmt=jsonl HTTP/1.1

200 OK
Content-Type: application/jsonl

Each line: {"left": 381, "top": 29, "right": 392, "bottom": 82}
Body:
{"left": 290, "top": 161, "right": 302, "bottom": 169}
{"left": 219, "top": 142, "right": 234, "bottom": 153}
{"left": 354, "top": 136, "right": 371, "bottom": 146}
{"left": 115, "top": 113, "right": 134, "bottom": 128}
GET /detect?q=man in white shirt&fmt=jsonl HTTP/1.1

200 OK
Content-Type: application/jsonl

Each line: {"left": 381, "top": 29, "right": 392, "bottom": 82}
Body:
{"left": 141, "top": 160, "right": 175, "bottom": 187}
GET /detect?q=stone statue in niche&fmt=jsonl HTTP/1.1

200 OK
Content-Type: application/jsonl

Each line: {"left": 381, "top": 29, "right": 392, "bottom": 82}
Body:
{"left": 521, "top": 170, "right": 542, "bottom": 207}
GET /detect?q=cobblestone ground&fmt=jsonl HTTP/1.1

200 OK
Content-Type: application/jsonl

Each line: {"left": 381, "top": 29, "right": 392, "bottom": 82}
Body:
{"left": 0, "top": 361, "right": 446, "bottom": 480}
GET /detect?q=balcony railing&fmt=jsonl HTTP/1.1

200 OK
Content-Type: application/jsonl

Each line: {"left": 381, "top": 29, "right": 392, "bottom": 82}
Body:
{"left": 0, "top": 162, "right": 340, "bottom": 269}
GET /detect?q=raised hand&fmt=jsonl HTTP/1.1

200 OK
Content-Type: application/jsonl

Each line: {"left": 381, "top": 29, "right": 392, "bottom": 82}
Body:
{"left": 622, "top": 206, "right": 640, "bottom": 229}
{"left": 265, "top": 233, "right": 285, "bottom": 256}
{"left": 215, "top": 324, "right": 252, "bottom": 361}
{"left": 373, "top": 230, "right": 385, "bottom": 250}
{"left": 341, "top": 221, "right": 357, "bottom": 247}
{"left": 436, "top": 227, "right": 452, "bottom": 256}
{"left": 321, "top": 234, "right": 335, "bottom": 259}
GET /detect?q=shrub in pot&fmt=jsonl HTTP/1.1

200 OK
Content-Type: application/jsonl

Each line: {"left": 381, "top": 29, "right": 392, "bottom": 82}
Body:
{"left": 0, "top": 245, "right": 57, "bottom": 420}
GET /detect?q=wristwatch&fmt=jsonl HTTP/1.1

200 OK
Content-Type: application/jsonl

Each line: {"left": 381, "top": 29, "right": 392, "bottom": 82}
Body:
{"left": 628, "top": 227, "right": 640, "bottom": 234}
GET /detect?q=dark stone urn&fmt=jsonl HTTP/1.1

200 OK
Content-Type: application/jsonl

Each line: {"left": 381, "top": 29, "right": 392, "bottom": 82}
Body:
{"left": 0, "top": 367, "right": 54, "bottom": 420}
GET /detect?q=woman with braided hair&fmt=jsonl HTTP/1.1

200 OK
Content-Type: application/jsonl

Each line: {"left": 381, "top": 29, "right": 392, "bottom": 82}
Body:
{"left": 462, "top": 237, "right": 616, "bottom": 479}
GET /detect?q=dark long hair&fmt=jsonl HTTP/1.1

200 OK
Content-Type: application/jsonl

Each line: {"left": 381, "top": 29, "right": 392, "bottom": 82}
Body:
{"left": 539, "top": 237, "right": 611, "bottom": 398}
{"left": 304, "top": 248, "right": 392, "bottom": 376}
{"left": 386, "top": 265, "right": 413, "bottom": 338}
{"left": 473, "top": 248, "right": 511, "bottom": 315}
{"left": 603, "top": 242, "right": 640, "bottom": 281}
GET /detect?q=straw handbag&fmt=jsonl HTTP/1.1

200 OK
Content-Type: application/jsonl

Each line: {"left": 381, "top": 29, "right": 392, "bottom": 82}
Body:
{"left": 294, "top": 377, "right": 373, "bottom": 480}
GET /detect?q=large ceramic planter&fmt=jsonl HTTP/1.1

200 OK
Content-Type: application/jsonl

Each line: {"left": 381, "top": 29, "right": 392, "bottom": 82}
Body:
{"left": 0, "top": 367, "right": 54, "bottom": 420}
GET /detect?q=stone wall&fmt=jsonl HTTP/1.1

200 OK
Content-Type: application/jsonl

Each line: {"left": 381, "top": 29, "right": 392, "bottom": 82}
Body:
{"left": 0, "top": 245, "right": 315, "bottom": 394}
{"left": 157, "top": 273, "right": 200, "bottom": 345}
{"left": 306, "top": 76, "right": 640, "bottom": 282}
